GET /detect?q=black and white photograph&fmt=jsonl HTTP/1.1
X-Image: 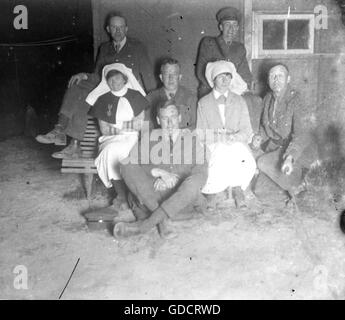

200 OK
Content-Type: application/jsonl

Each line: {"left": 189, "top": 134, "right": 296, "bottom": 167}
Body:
{"left": 1, "top": 0, "right": 345, "bottom": 302}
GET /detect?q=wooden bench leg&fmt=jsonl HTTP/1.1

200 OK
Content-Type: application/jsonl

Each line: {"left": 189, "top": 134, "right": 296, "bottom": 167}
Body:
{"left": 83, "top": 173, "right": 94, "bottom": 200}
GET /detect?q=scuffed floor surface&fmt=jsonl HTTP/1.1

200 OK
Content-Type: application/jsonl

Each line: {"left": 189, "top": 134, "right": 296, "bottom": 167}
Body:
{"left": 1, "top": 136, "right": 345, "bottom": 299}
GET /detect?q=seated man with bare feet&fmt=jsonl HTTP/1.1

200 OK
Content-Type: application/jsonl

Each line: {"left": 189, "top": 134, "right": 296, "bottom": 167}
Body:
{"left": 113, "top": 100, "right": 207, "bottom": 239}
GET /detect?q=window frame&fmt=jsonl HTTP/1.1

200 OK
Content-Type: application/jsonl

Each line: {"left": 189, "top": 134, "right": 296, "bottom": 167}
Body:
{"left": 252, "top": 12, "right": 315, "bottom": 58}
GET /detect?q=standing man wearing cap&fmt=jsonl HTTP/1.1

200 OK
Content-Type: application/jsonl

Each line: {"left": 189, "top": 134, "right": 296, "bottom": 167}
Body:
{"left": 35, "top": 11, "right": 156, "bottom": 159}
{"left": 196, "top": 6, "right": 252, "bottom": 99}
{"left": 197, "top": 60, "right": 257, "bottom": 209}
{"left": 196, "top": 6, "right": 263, "bottom": 137}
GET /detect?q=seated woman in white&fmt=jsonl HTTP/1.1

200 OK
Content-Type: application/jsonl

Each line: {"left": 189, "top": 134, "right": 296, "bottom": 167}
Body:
{"left": 197, "top": 60, "right": 257, "bottom": 209}
{"left": 86, "top": 63, "right": 149, "bottom": 209}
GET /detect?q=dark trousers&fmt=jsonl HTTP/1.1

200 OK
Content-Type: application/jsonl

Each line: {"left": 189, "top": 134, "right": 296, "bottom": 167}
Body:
{"left": 120, "top": 163, "right": 207, "bottom": 220}
{"left": 242, "top": 92, "right": 263, "bottom": 134}
{"left": 257, "top": 147, "right": 303, "bottom": 193}
{"left": 59, "top": 76, "right": 99, "bottom": 141}
{"left": 257, "top": 141, "right": 316, "bottom": 193}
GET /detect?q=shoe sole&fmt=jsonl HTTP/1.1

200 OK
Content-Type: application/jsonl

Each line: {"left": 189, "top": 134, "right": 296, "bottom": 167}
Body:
{"left": 51, "top": 152, "right": 82, "bottom": 159}
{"left": 55, "top": 141, "right": 67, "bottom": 146}
{"left": 35, "top": 136, "right": 55, "bottom": 144}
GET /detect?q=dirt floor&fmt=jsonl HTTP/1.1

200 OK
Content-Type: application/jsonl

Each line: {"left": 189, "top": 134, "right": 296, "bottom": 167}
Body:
{"left": 1, "top": 136, "right": 345, "bottom": 300}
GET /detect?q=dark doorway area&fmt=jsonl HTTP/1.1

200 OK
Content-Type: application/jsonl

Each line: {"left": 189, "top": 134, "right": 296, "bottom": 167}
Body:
{"left": 0, "top": 0, "right": 94, "bottom": 140}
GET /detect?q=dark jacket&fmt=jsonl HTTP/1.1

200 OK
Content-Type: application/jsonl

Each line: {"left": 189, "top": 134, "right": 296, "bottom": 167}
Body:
{"left": 91, "top": 37, "right": 156, "bottom": 92}
{"left": 260, "top": 86, "right": 309, "bottom": 160}
{"left": 196, "top": 35, "right": 252, "bottom": 94}
{"left": 146, "top": 86, "right": 198, "bottom": 130}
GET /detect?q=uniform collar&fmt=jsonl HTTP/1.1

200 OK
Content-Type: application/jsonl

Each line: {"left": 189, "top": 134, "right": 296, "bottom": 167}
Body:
{"left": 217, "top": 35, "right": 235, "bottom": 47}
{"left": 113, "top": 36, "right": 127, "bottom": 52}
{"left": 164, "top": 87, "right": 179, "bottom": 99}
{"left": 272, "top": 84, "right": 290, "bottom": 101}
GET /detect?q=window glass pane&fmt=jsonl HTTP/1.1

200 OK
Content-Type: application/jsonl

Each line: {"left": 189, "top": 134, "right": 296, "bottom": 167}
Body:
{"left": 287, "top": 20, "right": 310, "bottom": 49}
{"left": 262, "top": 20, "right": 285, "bottom": 50}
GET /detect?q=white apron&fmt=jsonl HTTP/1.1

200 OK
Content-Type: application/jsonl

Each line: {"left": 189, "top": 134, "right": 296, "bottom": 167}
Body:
{"left": 95, "top": 132, "right": 138, "bottom": 188}
{"left": 202, "top": 141, "right": 257, "bottom": 194}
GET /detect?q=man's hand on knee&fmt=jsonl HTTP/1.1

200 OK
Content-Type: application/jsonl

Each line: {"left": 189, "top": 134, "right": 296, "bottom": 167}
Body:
{"left": 68, "top": 73, "right": 88, "bottom": 88}
{"left": 151, "top": 168, "right": 179, "bottom": 191}
{"left": 250, "top": 134, "right": 263, "bottom": 151}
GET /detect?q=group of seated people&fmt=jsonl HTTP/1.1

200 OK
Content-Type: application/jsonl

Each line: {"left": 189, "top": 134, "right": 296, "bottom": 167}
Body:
{"left": 35, "top": 8, "right": 313, "bottom": 239}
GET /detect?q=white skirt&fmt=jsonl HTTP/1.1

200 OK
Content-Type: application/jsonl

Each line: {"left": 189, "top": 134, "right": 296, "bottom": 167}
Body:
{"left": 95, "top": 132, "right": 139, "bottom": 188}
{"left": 202, "top": 141, "right": 257, "bottom": 194}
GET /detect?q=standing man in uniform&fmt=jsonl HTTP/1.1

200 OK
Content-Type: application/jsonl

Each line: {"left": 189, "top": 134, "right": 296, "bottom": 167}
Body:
{"left": 196, "top": 6, "right": 262, "bottom": 134}
{"left": 36, "top": 11, "right": 156, "bottom": 159}
{"left": 196, "top": 6, "right": 252, "bottom": 98}
{"left": 256, "top": 64, "right": 312, "bottom": 203}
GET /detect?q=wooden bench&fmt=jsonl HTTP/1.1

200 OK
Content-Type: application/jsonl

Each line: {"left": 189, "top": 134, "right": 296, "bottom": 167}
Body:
{"left": 61, "top": 116, "right": 100, "bottom": 199}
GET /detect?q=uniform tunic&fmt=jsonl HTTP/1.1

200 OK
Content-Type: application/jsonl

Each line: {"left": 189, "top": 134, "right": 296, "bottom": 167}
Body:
{"left": 196, "top": 36, "right": 253, "bottom": 96}
{"left": 257, "top": 86, "right": 311, "bottom": 192}
{"left": 146, "top": 86, "right": 198, "bottom": 130}
{"left": 120, "top": 129, "right": 207, "bottom": 220}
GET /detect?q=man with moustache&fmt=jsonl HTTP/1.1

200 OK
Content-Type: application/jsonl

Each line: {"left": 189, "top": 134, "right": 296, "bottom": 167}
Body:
{"left": 36, "top": 11, "right": 156, "bottom": 159}
{"left": 256, "top": 64, "right": 311, "bottom": 203}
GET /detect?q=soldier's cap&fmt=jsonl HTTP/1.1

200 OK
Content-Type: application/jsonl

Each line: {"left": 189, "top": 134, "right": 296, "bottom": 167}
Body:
{"left": 216, "top": 7, "right": 241, "bottom": 24}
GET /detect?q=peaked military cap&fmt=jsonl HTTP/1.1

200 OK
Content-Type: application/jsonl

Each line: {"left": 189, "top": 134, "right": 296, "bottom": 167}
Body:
{"left": 216, "top": 6, "right": 241, "bottom": 23}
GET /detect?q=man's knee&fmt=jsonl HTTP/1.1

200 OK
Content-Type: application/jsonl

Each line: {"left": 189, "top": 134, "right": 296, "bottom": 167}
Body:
{"left": 181, "top": 173, "right": 207, "bottom": 197}
{"left": 257, "top": 150, "right": 281, "bottom": 173}
{"left": 257, "top": 154, "right": 270, "bottom": 173}
{"left": 119, "top": 163, "right": 136, "bottom": 179}
{"left": 119, "top": 163, "right": 139, "bottom": 183}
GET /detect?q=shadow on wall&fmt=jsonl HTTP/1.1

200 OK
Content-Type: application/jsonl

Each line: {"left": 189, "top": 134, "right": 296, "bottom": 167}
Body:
{"left": 309, "top": 124, "right": 345, "bottom": 201}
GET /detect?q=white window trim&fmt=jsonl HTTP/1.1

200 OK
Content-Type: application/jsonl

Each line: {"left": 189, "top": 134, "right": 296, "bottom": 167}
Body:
{"left": 252, "top": 12, "right": 315, "bottom": 58}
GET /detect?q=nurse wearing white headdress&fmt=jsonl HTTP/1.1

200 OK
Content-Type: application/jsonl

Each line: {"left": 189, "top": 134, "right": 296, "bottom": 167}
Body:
{"left": 87, "top": 63, "right": 149, "bottom": 209}
{"left": 197, "top": 60, "right": 256, "bottom": 208}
